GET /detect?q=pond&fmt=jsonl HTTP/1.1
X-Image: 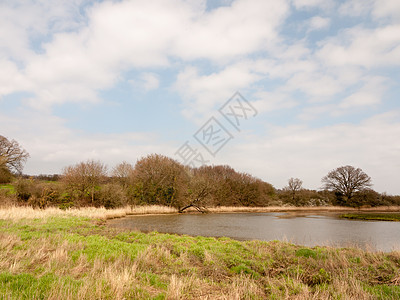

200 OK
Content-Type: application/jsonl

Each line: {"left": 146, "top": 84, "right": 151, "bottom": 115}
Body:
{"left": 107, "top": 212, "right": 400, "bottom": 252}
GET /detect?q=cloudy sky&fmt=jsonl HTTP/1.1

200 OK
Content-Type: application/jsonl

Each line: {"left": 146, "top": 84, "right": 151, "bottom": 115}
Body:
{"left": 1, "top": 0, "right": 399, "bottom": 194}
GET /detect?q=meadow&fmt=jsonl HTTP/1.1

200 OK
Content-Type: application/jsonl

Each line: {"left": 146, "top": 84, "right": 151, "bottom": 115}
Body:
{"left": 0, "top": 206, "right": 399, "bottom": 299}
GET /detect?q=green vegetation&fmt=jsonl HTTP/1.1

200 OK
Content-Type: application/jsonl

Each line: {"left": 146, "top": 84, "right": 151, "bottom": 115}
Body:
{"left": 341, "top": 213, "right": 400, "bottom": 222}
{"left": 0, "top": 184, "right": 15, "bottom": 193}
{"left": 0, "top": 212, "right": 399, "bottom": 299}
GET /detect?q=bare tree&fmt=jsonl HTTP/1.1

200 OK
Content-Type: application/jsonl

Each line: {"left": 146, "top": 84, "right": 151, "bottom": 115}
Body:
{"left": 179, "top": 167, "right": 212, "bottom": 213}
{"left": 286, "top": 178, "right": 303, "bottom": 203}
{"left": 193, "top": 165, "right": 273, "bottom": 207}
{"left": 322, "top": 165, "right": 372, "bottom": 201}
{"left": 112, "top": 161, "right": 134, "bottom": 188}
{"left": 63, "top": 160, "right": 108, "bottom": 204}
{"left": 0, "top": 135, "right": 29, "bottom": 174}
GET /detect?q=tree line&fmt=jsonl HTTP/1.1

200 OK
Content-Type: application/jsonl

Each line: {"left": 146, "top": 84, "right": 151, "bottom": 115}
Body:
{"left": 1, "top": 135, "right": 399, "bottom": 209}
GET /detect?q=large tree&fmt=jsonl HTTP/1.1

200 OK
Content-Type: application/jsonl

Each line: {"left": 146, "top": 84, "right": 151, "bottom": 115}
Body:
{"left": 285, "top": 178, "right": 303, "bottom": 205}
{"left": 63, "top": 160, "right": 108, "bottom": 204}
{"left": 322, "top": 165, "right": 372, "bottom": 203}
{"left": 0, "top": 135, "right": 29, "bottom": 174}
{"left": 194, "top": 165, "right": 274, "bottom": 207}
{"left": 129, "top": 154, "right": 188, "bottom": 208}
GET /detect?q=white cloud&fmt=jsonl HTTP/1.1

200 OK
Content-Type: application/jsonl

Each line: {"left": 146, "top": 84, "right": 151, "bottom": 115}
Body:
{"left": 219, "top": 112, "right": 400, "bottom": 194}
{"left": 129, "top": 73, "right": 160, "bottom": 91}
{"left": 0, "top": 0, "right": 87, "bottom": 62}
{"left": 172, "top": 0, "right": 289, "bottom": 61}
{"left": 0, "top": 59, "right": 30, "bottom": 95}
{"left": 292, "top": 0, "right": 334, "bottom": 10}
{"left": 252, "top": 90, "right": 298, "bottom": 114}
{"left": 338, "top": 0, "right": 400, "bottom": 21}
{"left": 298, "top": 105, "right": 331, "bottom": 121}
{"left": 0, "top": 0, "right": 289, "bottom": 109}
{"left": 338, "top": 0, "right": 373, "bottom": 17}
{"left": 286, "top": 72, "right": 341, "bottom": 99}
{"left": 141, "top": 73, "right": 160, "bottom": 91}
{"left": 338, "top": 76, "right": 386, "bottom": 109}
{"left": 372, "top": 0, "right": 400, "bottom": 21}
{"left": 175, "top": 62, "right": 263, "bottom": 122}
{"left": 307, "top": 16, "right": 330, "bottom": 31}
{"left": 317, "top": 25, "right": 400, "bottom": 68}
{"left": 298, "top": 75, "right": 387, "bottom": 120}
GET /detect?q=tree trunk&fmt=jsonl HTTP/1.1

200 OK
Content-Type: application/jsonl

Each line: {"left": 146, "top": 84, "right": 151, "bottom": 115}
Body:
{"left": 179, "top": 204, "right": 208, "bottom": 213}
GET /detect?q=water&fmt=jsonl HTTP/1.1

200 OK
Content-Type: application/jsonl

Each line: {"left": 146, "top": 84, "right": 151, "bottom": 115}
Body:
{"left": 107, "top": 212, "right": 400, "bottom": 252}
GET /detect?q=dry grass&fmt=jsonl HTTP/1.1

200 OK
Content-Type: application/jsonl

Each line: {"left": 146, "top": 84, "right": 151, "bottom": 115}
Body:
{"left": 0, "top": 205, "right": 177, "bottom": 220}
{"left": 208, "top": 205, "right": 400, "bottom": 213}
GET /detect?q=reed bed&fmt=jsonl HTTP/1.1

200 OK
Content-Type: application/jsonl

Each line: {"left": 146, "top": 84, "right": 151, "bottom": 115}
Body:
{"left": 0, "top": 205, "right": 177, "bottom": 221}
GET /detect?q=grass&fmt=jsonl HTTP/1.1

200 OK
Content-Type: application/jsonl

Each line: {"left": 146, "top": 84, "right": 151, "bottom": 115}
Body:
{"left": 340, "top": 213, "right": 400, "bottom": 222}
{"left": 0, "top": 184, "right": 15, "bottom": 194}
{"left": 0, "top": 207, "right": 399, "bottom": 299}
{"left": 0, "top": 205, "right": 177, "bottom": 220}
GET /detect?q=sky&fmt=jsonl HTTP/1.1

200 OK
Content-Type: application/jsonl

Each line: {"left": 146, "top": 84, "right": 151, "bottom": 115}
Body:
{"left": 1, "top": 0, "right": 399, "bottom": 194}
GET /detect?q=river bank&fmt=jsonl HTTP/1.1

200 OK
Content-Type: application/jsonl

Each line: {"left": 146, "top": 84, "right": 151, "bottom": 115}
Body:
{"left": 0, "top": 207, "right": 399, "bottom": 299}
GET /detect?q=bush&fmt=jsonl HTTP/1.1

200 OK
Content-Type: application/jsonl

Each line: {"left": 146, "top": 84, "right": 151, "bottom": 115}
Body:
{"left": 15, "top": 179, "right": 64, "bottom": 208}
{"left": 95, "top": 183, "right": 127, "bottom": 209}
{"left": 0, "top": 167, "right": 13, "bottom": 184}
{"left": 0, "top": 189, "right": 17, "bottom": 206}
{"left": 15, "top": 179, "right": 34, "bottom": 201}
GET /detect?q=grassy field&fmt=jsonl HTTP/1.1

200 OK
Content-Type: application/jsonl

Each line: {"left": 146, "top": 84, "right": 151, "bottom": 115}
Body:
{"left": 0, "top": 207, "right": 399, "bottom": 299}
{"left": 341, "top": 213, "right": 400, "bottom": 222}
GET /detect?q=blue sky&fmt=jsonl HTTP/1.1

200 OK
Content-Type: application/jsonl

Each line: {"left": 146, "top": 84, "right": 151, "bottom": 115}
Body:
{"left": 1, "top": 0, "right": 399, "bottom": 194}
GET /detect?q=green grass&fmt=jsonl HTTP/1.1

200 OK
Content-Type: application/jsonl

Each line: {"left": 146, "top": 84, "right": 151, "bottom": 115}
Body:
{"left": 0, "top": 184, "right": 15, "bottom": 194}
{"left": 0, "top": 272, "right": 83, "bottom": 299}
{"left": 0, "top": 214, "right": 399, "bottom": 299}
{"left": 340, "top": 213, "right": 400, "bottom": 221}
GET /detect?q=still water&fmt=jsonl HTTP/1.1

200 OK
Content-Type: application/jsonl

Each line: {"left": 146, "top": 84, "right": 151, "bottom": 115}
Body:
{"left": 107, "top": 212, "right": 400, "bottom": 252}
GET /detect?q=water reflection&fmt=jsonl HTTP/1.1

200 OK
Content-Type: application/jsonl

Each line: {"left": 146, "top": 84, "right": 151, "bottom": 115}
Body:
{"left": 107, "top": 212, "right": 400, "bottom": 252}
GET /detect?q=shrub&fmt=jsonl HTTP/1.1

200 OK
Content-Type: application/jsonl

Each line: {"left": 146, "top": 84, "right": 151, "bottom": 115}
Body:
{"left": 0, "top": 189, "right": 17, "bottom": 206}
{"left": 15, "top": 178, "right": 34, "bottom": 201}
{"left": 0, "top": 166, "right": 13, "bottom": 184}
{"left": 15, "top": 179, "right": 63, "bottom": 208}
{"left": 95, "top": 183, "right": 127, "bottom": 209}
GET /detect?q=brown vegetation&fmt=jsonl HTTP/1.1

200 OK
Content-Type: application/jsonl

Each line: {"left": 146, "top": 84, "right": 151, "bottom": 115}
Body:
{"left": 0, "top": 207, "right": 399, "bottom": 299}
{"left": 0, "top": 142, "right": 399, "bottom": 210}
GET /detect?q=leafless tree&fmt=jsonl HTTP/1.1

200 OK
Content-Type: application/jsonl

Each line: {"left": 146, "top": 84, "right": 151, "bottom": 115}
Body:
{"left": 322, "top": 165, "right": 372, "bottom": 201}
{"left": 0, "top": 135, "right": 29, "bottom": 174}
{"left": 63, "top": 160, "right": 107, "bottom": 204}
{"left": 286, "top": 178, "right": 303, "bottom": 202}
{"left": 194, "top": 165, "right": 273, "bottom": 207}
{"left": 112, "top": 161, "right": 134, "bottom": 188}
